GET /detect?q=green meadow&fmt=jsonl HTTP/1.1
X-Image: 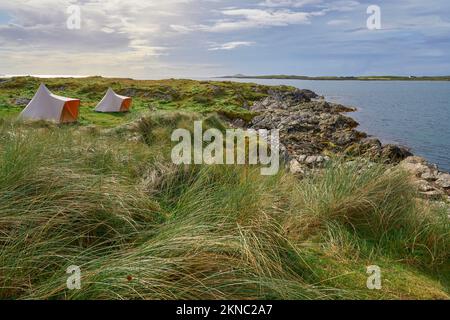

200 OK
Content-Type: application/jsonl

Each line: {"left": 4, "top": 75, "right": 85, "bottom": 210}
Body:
{"left": 0, "top": 76, "right": 281, "bottom": 127}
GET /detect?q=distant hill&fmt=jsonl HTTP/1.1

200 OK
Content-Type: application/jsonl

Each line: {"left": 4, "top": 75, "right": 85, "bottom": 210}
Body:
{"left": 219, "top": 74, "right": 450, "bottom": 81}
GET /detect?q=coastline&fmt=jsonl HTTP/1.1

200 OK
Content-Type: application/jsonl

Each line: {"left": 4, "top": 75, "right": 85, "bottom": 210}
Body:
{"left": 0, "top": 76, "right": 449, "bottom": 299}
{"left": 1, "top": 76, "right": 448, "bottom": 198}
{"left": 218, "top": 75, "right": 450, "bottom": 81}
{"left": 239, "top": 86, "right": 450, "bottom": 200}
{"left": 216, "top": 77, "right": 450, "bottom": 174}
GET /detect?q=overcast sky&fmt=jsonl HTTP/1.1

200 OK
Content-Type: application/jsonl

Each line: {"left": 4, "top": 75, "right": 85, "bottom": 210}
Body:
{"left": 0, "top": 0, "right": 449, "bottom": 78}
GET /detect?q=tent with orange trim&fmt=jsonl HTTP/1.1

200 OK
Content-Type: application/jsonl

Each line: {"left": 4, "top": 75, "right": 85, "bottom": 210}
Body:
{"left": 19, "top": 84, "right": 80, "bottom": 123}
{"left": 95, "top": 88, "right": 132, "bottom": 113}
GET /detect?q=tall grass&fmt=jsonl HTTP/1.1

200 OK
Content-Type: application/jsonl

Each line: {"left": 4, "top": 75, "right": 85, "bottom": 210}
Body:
{"left": 0, "top": 115, "right": 448, "bottom": 300}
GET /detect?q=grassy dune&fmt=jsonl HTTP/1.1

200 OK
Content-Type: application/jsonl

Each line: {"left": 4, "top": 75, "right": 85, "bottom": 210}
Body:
{"left": 0, "top": 77, "right": 449, "bottom": 300}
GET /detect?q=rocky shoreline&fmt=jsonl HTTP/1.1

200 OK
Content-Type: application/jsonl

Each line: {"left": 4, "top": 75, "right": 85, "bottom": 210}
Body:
{"left": 232, "top": 87, "right": 450, "bottom": 202}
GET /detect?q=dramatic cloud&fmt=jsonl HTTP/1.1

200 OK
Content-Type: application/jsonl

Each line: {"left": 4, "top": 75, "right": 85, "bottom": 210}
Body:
{"left": 0, "top": 0, "right": 449, "bottom": 77}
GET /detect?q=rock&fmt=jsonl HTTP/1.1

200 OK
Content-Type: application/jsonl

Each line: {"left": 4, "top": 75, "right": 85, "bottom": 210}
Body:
{"left": 436, "top": 173, "right": 450, "bottom": 189}
{"left": 279, "top": 143, "right": 291, "bottom": 164}
{"left": 320, "top": 114, "right": 359, "bottom": 131}
{"left": 231, "top": 119, "right": 246, "bottom": 128}
{"left": 381, "top": 144, "right": 413, "bottom": 163}
{"left": 403, "top": 156, "right": 428, "bottom": 165}
{"left": 13, "top": 98, "right": 31, "bottom": 106}
{"left": 414, "top": 180, "right": 435, "bottom": 192}
{"left": 332, "top": 130, "right": 360, "bottom": 146}
{"left": 398, "top": 156, "right": 449, "bottom": 198}
{"left": 399, "top": 158, "right": 430, "bottom": 177}
{"left": 267, "top": 88, "right": 316, "bottom": 104}
{"left": 250, "top": 97, "right": 288, "bottom": 111}
{"left": 420, "top": 189, "right": 445, "bottom": 200}
{"left": 359, "top": 137, "right": 383, "bottom": 158}
{"left": 122, "top": 88, "right": 137, "bottom": 97}
{"left": 330, "top": 103, "right": 357, "bottom": 113}
{"left": 298, "top": 155, "right": 307, "bottom": 162}
{"left": 289, "top": 159, "right": 305, "bottom": 175}
{"left": 421, "top": 170, "right": 438, "bottom": 182}
{"left": 297, "top": 89, "right": 319, "bottom": 100}
{"left": 305, "top": 156, "right": 318, "bottom": 164}
{"left": 362, "top": 137, "right": 382, "bottom": 149}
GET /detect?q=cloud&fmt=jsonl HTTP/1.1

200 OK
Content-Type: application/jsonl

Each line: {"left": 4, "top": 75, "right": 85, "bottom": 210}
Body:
{"left": 170, "top": 24, "right": 195, "bottom": 34}
{"left": 0, "top": 0, "right": 450, "bottom": 78}
{"left": 259, "top": 0, "right": 323, "bottom": 8}
{"left": 208, "top": 41, "right": 254, "bottom": 51}
{"left": 199, "top": 8, "right": 321, "bottom": 32}
{"left": 327, "top": 19, "right": 350, "bottom": 26}
{"left": 172, "top": 0, "right": 358, "bottom": 33}
{"left": 0, "top": 0, "right": 206, "bottom": 77}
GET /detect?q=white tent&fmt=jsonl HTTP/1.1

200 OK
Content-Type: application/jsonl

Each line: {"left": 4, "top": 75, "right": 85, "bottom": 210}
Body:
{"left": 19, "top": 84, "right": 80, "bottom": 123}
{"left": 95, "top": 88, "right": 132, "bottom": 113}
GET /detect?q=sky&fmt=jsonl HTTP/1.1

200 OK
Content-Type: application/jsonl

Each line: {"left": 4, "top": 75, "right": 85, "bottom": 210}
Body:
{"left": 0, "top": 0, "right": 449, "bottom": 79}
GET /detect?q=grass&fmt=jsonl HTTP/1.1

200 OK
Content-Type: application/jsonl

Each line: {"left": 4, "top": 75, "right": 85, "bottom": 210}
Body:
{"left": 0, "top": 76, "right": 281, "bottom": 127}
{"left": 0, "top": 110, "right": 448, "bottom": 300}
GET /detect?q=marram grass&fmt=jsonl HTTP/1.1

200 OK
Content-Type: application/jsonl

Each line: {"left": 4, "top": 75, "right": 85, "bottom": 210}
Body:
{"left": 0, "top": 115, "right": 448, "bottom": 300}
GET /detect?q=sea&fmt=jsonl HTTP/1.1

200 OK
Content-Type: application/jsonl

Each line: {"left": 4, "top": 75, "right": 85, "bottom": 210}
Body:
{"left": 222, "top": 78, "right": 450, "bottom": 172}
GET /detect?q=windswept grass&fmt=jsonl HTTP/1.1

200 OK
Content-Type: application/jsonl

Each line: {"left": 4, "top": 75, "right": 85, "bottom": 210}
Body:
{"left": 0, "top": 113, "right": 448, "bottom": 300}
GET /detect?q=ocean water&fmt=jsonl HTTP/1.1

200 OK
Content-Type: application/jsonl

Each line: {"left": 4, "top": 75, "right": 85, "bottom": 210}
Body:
{"left": 223, "top": 79, "right": 450, "bottom": 172}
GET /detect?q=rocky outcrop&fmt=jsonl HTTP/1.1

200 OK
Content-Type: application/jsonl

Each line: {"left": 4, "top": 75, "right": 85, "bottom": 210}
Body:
{"left": 249, "top": 99, "right": 364, "bottom": 159}
{"left": 241, "top": 89, "right": 448, "bottom": 204}
{"left": 381, "top": 144, "right": 413, "bottom": 163}
{"left": 244, "top": 89, "right": 415, "bottom": 174}
{"left": 399, "top": 156, "right": 450, "bottom": 200}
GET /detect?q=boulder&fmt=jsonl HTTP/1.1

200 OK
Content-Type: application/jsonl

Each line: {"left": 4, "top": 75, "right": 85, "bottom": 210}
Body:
{"left": 305, "top": 156, "right": 318, "bottom": 164}
{"left": 436, "top": 173, "right": 450, "bottom": 189}
{"left": 381, "top": 144, "right": 413, "bottom": 163}
{"left": 298, "top": 89, "right": 318, "bottom": 100}
{"left": 414, "top": 180, "right": 435, "bottom": 192}
{"left": 421, "top": 170, "right": 438, "bottom": 182}
{"left": 399, "top": 157, "right": 430, "bottom": 177}
{"left": 289, "top": 159, "right": 305, "bottom": 175}
{"left": 361, "top": 137, "right": 382, "bottom": 149}
{"left": 402, "top": 156, "right": 428, "bottom": 165}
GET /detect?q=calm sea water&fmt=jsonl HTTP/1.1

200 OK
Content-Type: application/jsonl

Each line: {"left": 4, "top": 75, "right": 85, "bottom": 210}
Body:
{"left": 222, "top": 79, "right": 450, "bottom": 172}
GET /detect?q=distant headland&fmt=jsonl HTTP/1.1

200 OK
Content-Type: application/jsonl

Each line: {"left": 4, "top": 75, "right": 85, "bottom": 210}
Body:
{"left": 218, "top": 74, "right": 450, "bottom": 81}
